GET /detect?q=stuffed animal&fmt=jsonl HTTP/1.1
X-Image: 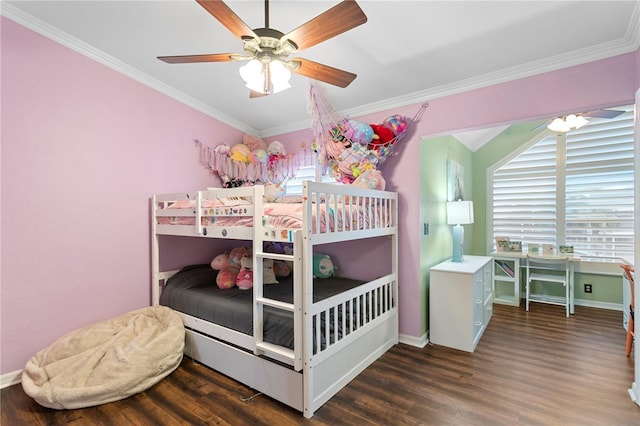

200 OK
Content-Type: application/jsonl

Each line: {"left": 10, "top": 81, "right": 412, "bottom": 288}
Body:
{"left": 264, "top": 241, "right": 293, "bottom": 255}
{"left": 216, "top": 265, "right": 239, "bottom": 289}
{"left": 273, "top": 260, "right": 291, "bottom": 277}
{"left": 236, "top": 253, "right": 254, "bottom": 290}
{"left": 382, "top": 114, "right": 408, "bottom": 136}
{"left": 267, "top": 140, "right": 286, "bottom": 157}
{"left": 264, "top": 182, "right": 285, "bottom": 202}
{"left": 352, "top": 169, "right": 386, "bottom": 191}
{"left": 250, "top": 148, "right": 269, "bottom": 164}
{"left": 313, "top": 253, "right": 337, "bottom": 279}
{"left": 243, "top": 133, "right": 267, "bottom": 151}
{"left": 344, "top": 119, "right": 374, "bottom": 145}
{"left": 228, "top": 246, "right": 251, "bottom": 268}
{"left": 210, "top": 253, "right": 229, "bottom": 270}
{"left": 368, "top": 124, "right": 395, "bottom": 150}
{"left": 213, "top": 143, "right": 231, "bottom": 156}
{"left": 229, "top": 143, "right": 252, "bottom": 163}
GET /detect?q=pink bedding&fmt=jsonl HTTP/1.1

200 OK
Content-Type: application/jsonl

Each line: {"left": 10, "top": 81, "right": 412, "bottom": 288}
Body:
{"left": 156, "top": 197, "right": 390, "bottom": 232}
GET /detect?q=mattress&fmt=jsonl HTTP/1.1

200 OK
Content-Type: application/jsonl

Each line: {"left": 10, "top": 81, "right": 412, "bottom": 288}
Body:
{"left": 159, "top": 264, "right": 365, "bottom": 350}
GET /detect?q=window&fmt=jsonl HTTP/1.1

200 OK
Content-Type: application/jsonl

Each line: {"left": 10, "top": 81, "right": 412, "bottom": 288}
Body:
{"left": 490, "top": 105, "right": 635, "bottom": 259}
{"left": 285, "top": 165, "right": 337, "bottom": 195}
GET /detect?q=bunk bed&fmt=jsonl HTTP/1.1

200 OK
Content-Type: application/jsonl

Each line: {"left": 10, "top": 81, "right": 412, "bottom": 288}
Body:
{"left": 151, "top": 181, "right": 398, "bottom": 418}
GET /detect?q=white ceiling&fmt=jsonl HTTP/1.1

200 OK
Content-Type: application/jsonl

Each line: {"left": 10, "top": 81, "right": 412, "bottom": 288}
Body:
{"left": 4, "top": 1, "right": 640, "bottom": 140}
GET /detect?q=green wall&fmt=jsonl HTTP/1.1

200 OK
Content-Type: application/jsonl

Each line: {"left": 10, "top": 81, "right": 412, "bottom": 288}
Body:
{"left": 420, "top": 135, "right": 473, "bottom": 333}
{"left": 421, "top": 120, "right": 623, "bottom": 333}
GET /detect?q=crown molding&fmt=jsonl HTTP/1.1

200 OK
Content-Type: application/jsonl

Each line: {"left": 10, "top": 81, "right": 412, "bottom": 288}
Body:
{"left": 1, "top": 3, "right": 259, "bottom": 135}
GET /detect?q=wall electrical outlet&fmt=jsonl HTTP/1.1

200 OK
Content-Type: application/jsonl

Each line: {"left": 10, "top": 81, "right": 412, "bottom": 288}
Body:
{"left": 423, "top": 223, "right": 429, "bottom": 236}
{"left": 584, "top": 283, "right": 592, "bottom": 293}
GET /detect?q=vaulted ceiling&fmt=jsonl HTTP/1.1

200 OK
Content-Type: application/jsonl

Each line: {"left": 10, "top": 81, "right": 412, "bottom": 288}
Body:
{"left": 4, "top": 1, "right": 639, "bottom": 138}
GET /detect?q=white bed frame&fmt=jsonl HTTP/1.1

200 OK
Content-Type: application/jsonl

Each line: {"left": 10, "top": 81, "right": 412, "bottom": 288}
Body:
{"left": 151, "top": 181, "right": 398, "bottom": 418}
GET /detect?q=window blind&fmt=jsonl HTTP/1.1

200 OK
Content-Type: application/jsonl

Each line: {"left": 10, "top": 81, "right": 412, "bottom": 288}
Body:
{"left": 492, "top": 136, "right": 557, "bottom": 248}
{"left": 565, "top": 108, "right": 635, "bottom": 258}
{"left": 285, "top": 165, "right": 337, "bottom": 195}
{"left": 491, "top": 104, "right": 634, "bottom": 259}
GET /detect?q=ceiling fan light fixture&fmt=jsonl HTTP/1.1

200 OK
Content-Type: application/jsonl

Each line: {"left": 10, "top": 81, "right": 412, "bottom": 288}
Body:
{"left": 239, "top": 59, "right": 267, "bottom": 92}
{"left": 547, "top": 117, "right": 570, "bottom": 132}
{"left": 547, "top": 114, "right": 589, "bottom": 133}
{"left": 239, "top": 57, "right": 291, "bottom": 95}
{"left": 269, "top": 60, "right": 292, "bottom": 93}
{"left": 565, "top": 114, "right": 588, "bottom": 129}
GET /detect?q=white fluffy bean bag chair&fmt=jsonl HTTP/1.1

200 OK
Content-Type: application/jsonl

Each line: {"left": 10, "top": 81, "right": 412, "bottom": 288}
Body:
{"left": 21, "top": 306, "right": 184, "bottom": 409}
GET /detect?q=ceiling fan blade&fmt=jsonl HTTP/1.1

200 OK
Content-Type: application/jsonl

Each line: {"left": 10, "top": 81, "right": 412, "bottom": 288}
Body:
{"left": 290, "top": 57, "right": 356, "bottom": 88}
{"left": 281, "top": 0, "right": 367, "bottom": 51}
{"left": 531, "top": 120, "right": 552, "bottom": 132}
{"left": 249, "top": 90, "right": 268, "bottom": 98}
{"left": 196, "top": 0, "right": 260, "bottom": 41}
{"left": 158, "top": 53, "right": 237, "bottom": 63}
{"left": 581, "top": 109, "right": 625, "bottom": 119}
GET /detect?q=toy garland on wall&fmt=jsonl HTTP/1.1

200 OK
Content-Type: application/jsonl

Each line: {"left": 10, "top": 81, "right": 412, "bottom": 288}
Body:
{"left": 195, "top": 137, "right": 316, "bottom": 188}
{"left": 308, "top": 81, "right": 428, "bottom": 183}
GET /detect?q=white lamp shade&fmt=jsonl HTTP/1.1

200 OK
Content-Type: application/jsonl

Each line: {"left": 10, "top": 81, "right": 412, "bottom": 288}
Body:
{"left": 239, "top": 59, "right": 266, "bottom": 92}
{"left": 447, "top": 200, "right": 474, "bottom": 225}
{"left": 269, "top": 60, "right": 291, "bottom": 94}
{"left": 547, "top": 114, "right": 589, "bottom": 132}
{"left": 239, "top": 58, "right": 292, "bottom": 95}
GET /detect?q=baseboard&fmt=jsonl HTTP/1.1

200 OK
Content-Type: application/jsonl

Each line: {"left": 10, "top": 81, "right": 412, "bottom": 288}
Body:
{"left": 399, "top": 332, "right": 428, "bottom": 348}
{"left": 574, "top": 298, "right": 622, "bottom": 311}
{"left": 1, "top": 370, "right": 22, "bottom": 389}
{"left": 521, "top": 294, "right": 622, "bottom": 312}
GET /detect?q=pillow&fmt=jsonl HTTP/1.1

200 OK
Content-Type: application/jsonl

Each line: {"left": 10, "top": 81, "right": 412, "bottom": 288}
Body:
{"left": 263, "top": 258, "right": 278, "bottom": 284}
{"left": 275, "top": 195, "right": 303, "bottom": 203}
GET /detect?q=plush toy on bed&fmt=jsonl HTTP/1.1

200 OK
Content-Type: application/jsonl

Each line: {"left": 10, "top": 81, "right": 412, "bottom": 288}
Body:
{"left": 216, "top": 266, "right": 239, "bottom": 289}
{"left": 228, "top": 246, "right": 251, "bottom": 268}
{"left": 265, "top": 242, "right": 293, "bottom": 277}
{"left": 236, "top": 253, "right": 254, "bottom": 290}
{"left": 313, "top": 253, "right": 337, "bottom": 279}
{"left": 211, "top": 248, "right": 248, "bottom": 289}
{"left": 210, "top": 253, "right": 229, "bottom": 270}
{"left": 273, "top": 260, "right": 291, "bottom": 277}
{"left": 210, "top": 252, "right": 238, "bottom": 289}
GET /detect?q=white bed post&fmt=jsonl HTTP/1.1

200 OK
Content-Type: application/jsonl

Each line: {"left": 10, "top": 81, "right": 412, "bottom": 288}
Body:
{"left": 253, "top": 185, "right": 265, "bottom": 354}
{"left": 392, "top": 194, "right": 399, "bottom": 342}
{"left": 302, "top": 181, "right": 315, "bottom": 418}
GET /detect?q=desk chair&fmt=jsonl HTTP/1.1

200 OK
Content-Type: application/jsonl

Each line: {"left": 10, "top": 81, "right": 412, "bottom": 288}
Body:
{"left": 620, "top": 263, "right": 635, "bottom": 357}
{"left": 526, "top": 255, "right": 571, "bottom": 317}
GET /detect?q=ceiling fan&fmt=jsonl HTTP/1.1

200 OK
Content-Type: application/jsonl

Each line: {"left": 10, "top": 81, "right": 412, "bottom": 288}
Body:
{"left": 533, "top": 109, "right": 626, "bottom": 132}
{"left": 158, "top": 0, "right": 367, "bottom": 96}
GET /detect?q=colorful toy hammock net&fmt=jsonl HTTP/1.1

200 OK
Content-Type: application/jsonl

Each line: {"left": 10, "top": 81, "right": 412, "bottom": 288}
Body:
{"left": 308, "top": 81, "right": 428, "bottom": 184}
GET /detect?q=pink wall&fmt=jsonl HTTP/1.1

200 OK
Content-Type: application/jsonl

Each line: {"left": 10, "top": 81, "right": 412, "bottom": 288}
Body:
{"left": 1, "top": 15, "right": 638, "bottom": 376}
{"left": 1, "top": 18, "right": 243, "bottom": 374}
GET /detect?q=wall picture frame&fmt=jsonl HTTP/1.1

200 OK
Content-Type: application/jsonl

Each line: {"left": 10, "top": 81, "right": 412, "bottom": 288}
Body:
{"left": 447, "top": 159, "right": 465, "bottom": 201}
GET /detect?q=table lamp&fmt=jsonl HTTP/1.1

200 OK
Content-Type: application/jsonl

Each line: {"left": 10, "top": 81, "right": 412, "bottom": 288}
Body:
{"left": 447, "top": 200, "right": 474, "bottom": 262}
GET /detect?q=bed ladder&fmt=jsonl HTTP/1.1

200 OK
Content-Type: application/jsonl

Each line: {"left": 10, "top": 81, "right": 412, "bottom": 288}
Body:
{"left": 253, "top": 230, "right": 304, "bottom": 372}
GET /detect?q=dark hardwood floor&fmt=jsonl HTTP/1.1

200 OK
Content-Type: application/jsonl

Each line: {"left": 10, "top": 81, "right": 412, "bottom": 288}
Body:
{"left": 2, "top": 304, "right": 639, "bottom": 425}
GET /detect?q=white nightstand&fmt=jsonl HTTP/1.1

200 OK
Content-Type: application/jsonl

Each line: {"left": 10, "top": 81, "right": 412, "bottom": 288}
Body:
{"left": 429, "top": 255, "right": 493, "bottom": 352}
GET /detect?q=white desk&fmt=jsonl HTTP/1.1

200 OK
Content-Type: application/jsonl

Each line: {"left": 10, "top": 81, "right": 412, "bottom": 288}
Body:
{"left": 490, "top": 251, "right": 580, "bottom": 314}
